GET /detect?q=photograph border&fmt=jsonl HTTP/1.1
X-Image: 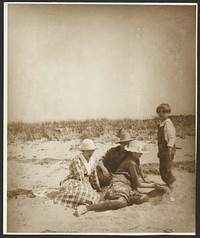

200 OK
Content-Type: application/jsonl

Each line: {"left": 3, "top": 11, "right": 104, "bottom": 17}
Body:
{"left": 3, "top": 1, "right": 199, "bottom": 236}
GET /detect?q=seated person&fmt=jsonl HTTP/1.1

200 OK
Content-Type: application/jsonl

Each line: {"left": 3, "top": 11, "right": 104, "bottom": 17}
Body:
{"left": 115, "top": 140, "right": 153, "bottom": 191}
{"left": 53, "top": 139, "right": 101, "bottom": 209}
{"left": 97, "top": 132, "right": 132, "bottom": 187}
{"left": 75, "top": 140, "right": 166, "bottom": 216}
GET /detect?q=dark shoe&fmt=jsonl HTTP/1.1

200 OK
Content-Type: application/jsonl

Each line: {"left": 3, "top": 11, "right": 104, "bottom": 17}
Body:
{"left": 148, "top": 185, "right": 171, "bottom": 198}
{"left": 130, "top": 194, "right": 149, "bottom": 205}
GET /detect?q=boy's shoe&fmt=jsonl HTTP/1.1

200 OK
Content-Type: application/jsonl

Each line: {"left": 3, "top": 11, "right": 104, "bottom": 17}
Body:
{"left": 74, "top": 205, "right": 88, "bottom": 217}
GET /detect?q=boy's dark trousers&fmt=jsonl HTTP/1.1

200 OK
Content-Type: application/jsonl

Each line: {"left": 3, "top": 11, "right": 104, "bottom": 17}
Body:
{"left": 157, "top": 125, "right": 176, "bottom": 185}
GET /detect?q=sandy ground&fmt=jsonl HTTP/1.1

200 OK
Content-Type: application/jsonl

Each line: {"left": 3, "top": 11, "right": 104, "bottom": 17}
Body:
{"left": 5, "top": 136, "right": 196, "bottom": 234}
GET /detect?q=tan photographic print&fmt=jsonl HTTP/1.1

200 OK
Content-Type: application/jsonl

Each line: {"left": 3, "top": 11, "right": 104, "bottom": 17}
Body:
{"left": 4, "top": 2, "right": 197, "bottom": 235}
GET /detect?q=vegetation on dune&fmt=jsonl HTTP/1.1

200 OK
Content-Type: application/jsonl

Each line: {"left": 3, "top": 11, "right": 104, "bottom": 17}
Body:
{"left": 7, "top": 115, "right": 195, "bottom": 143}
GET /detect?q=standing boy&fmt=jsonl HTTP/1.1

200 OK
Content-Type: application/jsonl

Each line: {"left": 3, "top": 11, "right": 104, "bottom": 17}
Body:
{"left": 156, "top": 103, "right": 176, "bottom": 191}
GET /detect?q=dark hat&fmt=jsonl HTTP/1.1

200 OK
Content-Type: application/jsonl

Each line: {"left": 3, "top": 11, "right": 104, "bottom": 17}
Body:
{"left": 116, "top": 132, "right": 133, "bottom": 143}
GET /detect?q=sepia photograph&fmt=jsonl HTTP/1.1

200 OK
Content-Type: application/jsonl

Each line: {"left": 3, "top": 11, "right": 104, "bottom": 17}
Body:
{"left": 4, "top": 2, "right": 197, "bottom": 235}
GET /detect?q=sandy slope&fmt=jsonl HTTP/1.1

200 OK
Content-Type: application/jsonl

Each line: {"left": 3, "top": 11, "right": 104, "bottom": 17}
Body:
{"left": 5, "top": 136, "right": 196, "bottom": 234}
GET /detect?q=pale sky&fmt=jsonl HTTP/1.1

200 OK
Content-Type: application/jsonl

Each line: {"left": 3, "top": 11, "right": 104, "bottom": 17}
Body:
{"left": 6, "top": 3, "right": 196, "bottom": 122}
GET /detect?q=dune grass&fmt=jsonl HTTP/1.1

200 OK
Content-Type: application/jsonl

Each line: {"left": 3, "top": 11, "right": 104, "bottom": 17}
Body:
{"left": 7, "top": 115, "right": 195, "bottom": 143}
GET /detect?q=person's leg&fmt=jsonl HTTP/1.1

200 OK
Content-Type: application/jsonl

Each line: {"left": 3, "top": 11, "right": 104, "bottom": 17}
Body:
{"left": 159, "top": 154, "right": 175, "bottom": 186}
{"left": 87, "top": 197, "right": 128, "bottom": 211}
{"left": 159, "top": 156, "right": 167, "bottom": 184}
{"left": 164, "top": 150, "right": 176, "bottom": 190}
{"left": 168, "top": 147, "right": 177, "bottom": 190}
{"left": 74, "top": 197, "right": 128, "bottom": 216}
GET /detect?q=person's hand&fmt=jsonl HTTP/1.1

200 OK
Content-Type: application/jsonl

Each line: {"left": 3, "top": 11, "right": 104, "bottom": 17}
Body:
{"left": 167, "top": 146, "right": 172, "bottom": 155}
{"left": 149, "top": 182, "right": 157, "bottom": 187}
{"left": 130, "top": 190, "right": 137, "bottom": 196}
{"left": 136, "top": 188, "right": 146, "bottom": 194}
{"left": 144, "top": 178, "right": 152, "bottom": 183}
{"left": 97, "top": 187, "right": 102, "bottom": 192}
{"left": 101, "top": 167, "right": 110, "bottom": 177}
{"left": 153, "top": 183, "right": 164, "bottom": 190}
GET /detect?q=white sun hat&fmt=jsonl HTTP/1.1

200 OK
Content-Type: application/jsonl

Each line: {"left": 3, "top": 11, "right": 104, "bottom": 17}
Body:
{"left": 125, "top": 140, "right": 149, "bottom": 154}
{"left": 78, "top": 139, "right": 97, "bottom": 151}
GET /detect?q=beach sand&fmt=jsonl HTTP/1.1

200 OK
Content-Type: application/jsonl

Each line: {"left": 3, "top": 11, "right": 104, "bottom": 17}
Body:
{"left": 6, "top": 136, "right": 196, "bottom": 234}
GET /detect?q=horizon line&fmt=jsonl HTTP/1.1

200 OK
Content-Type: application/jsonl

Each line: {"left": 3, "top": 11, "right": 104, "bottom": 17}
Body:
{"left": 7, "top": 114, "right": 195, "bottom": 124}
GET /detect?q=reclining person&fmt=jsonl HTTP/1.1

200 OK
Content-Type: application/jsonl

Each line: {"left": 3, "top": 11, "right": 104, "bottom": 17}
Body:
{"left": 75, "top": 140, "right": 165, "bottom": 217}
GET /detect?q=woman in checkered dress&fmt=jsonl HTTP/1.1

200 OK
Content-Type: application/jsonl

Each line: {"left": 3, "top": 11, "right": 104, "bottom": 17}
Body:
{"left": 54, "top": 139, "right": 101, "bottom": 208}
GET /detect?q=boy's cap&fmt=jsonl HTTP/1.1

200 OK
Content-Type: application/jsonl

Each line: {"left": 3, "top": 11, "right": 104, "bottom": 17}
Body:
{"left": 125, "top": 140, "right": 149, "bottom": 154}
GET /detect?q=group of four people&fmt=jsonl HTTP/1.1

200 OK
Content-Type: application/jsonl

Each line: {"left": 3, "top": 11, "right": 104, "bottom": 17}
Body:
{"left": 53, "top": 103, "right": 176, "bottom": 216}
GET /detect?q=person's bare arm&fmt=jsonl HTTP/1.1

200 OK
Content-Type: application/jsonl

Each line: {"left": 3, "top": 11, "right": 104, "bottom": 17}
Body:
{"left": 138, "top": 181, "right": 156, "bottom": 188}
{"left": 139, "top": 169, "right": 153, "bottom": 183}
{"left": 97, "top": 160, "right": 110, "bottom": 176}
{"left": 128, "top": 163, "right": 156, "bottom": 189}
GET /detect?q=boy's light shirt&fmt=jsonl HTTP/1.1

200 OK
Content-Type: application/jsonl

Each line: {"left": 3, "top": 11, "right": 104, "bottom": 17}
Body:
{"left": 78, "top": 153, "right": 96, "bottom": 176}
{"left": 159, "top": 118, "right": 176, "bottom": 147}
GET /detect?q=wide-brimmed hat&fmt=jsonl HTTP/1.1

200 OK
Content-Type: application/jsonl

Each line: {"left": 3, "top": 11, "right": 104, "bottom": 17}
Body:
{"left": 116, "top": 132, "right": 133, "bottom": 143}
{"left": 78, "top": 139, "right": 97, "bottom": 151}
{"left": 125, "top": 140, "right": 149, "bottom": 153}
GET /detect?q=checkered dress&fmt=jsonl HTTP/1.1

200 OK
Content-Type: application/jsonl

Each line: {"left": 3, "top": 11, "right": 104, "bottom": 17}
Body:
{"left": 54, "top": 155, "right": 101, "bottom": 208}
